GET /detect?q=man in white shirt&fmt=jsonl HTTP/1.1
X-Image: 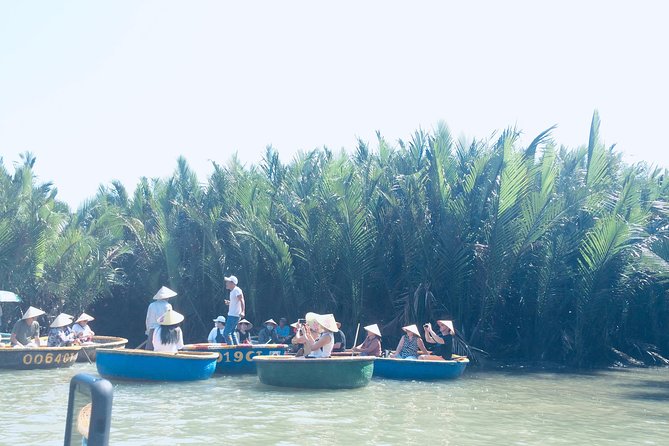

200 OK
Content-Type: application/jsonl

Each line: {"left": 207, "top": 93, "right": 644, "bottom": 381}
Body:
{"left": 145, "top": 286, "right": 177, "bottom": 350}
{"left": 222, "top": 275, "right": 245, "bottom": 345}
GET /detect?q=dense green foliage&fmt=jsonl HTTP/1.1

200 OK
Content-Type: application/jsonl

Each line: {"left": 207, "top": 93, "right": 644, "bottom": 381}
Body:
{"left": 2, "top": 113, "right": 669, "bottom": 366}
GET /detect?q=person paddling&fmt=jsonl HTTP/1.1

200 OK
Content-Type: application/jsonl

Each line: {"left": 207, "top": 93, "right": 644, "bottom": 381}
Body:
{"left": 352, "top": 324, "right": 383, "bottom": 357}
{"left": 208, "top": 316, "right": 226, "bottom": 343}
{"left": 10, "top": 306, "right": 45, "bottom": 347}
{"left": 145, "top": 286, "right": 177, "bottom": 350}
{"left": 152, "top": 309, "right": 185, "bottom": 353}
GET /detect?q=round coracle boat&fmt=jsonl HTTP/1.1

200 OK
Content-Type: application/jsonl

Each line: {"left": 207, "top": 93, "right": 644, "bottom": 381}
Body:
{"left": 182, "top": 343, "right": 287, "bottom": 374}
{"left": 253, "top": 355, "right": 375, "bottom": 389}
{"left": 76, "top": 335, "right": 128, "bottom": 362}
{"left": 0, "top": 345, "right": 80, "bottom": 370}
{"left": 373, "top": 355, "right": 469, "bottom": 380}
{"left": 95, "top": 348, "right": 219, "bottom": 381}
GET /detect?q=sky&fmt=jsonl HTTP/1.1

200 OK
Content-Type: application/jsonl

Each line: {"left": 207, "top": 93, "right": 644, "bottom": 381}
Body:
{"left": 1, "top": 1, "right": 668, "bottom": 207}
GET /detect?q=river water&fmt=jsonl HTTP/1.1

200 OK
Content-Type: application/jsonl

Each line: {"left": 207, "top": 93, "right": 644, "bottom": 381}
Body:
{"left": 1, "top": 363, "right": 668, "bottom": 445}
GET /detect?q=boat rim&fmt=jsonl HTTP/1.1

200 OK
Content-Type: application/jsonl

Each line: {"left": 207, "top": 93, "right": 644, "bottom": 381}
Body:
{"left": 253, "top": 355, "right": 375, "bottom": 363}
{"left": 96, "top": 348, "right": 219, "bottom": 360}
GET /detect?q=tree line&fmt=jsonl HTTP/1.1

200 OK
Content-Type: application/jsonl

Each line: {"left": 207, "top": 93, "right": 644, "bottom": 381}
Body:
{"left": 1, "top": 112, "right": 668, "bottom": 366}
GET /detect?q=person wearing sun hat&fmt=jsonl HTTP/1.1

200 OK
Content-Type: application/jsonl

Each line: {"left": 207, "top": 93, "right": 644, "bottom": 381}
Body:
{"left": 258, "top": 318, "right": 279, "bottom": 344}
{"left": 72, "top": 313, "right": 96, "bottom": 343}
{"left": 208, "top": 316, "right": 226, "bottom": 343}
{"left": 294, "top": 313, "right": 338, "bottom": 358}
{"left": 353, "top": 324, "right": 383, "bottom": 357}
{"left": 47, "top": 313, "right": 77, "bottom": 347}
{"left": 236, "top": 318, "right": 253, "bottom": 344}
{"left": 10, "top": 306, "right": 45, "bottom": 347}
{"left": 390, "top": 324, "right": 429, "bottom": 359}
{"left": 222, "top": 275, "right": 245, "bottom": 345}
{"left": 145, "top": 286, "right": 177, "bottom": 350}
{"left": 152, "top": 309, "right": 185, "bottom": 353}
{"left": 424, "top": 319, "right": 455, "bottom": 359}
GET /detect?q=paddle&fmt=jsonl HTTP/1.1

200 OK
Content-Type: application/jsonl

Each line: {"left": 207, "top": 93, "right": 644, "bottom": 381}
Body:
{"left": 351, "top": 323, "right": 360, "bottom": 356}
{"left": 135, "top": 340, "right": 148, "bottom": 350}
{"left": 80, "top": 345, "right": 93, "bottom": 364}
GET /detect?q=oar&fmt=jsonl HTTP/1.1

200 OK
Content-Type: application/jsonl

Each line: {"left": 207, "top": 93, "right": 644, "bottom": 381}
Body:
{"left": 80, "top": 345, "right": 93, "bottom": 364}
{"left": 134, "top": 340, "right": 148, "bottom": 350}
{"left": 351, "top": 323, "right": 360, "bottom": 356}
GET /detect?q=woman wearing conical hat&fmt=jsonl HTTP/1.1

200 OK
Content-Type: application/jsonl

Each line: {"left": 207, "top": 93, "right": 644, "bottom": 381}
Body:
{"left": 47, "top": 313, "right": 77, "bottom": 347}
{"left": 390, "top": 324, "right": 429, "bottom": 359}
{"left": 152, "top": 309, "right": 185, "bottom": 353}
{"left": 10, "top": 306, "right": 45, "bottom": 347}
{"left": 424, "top": 320, "right": 455, "bottom": 360}
{"left": 72, "top": 313, "right": 96, "bottom": 343}
{"left": 145, "top": 286, "right": 177, "bottom": 350}
{"left": 352, "top": 324, "right": 383, "bottom": 357}
{"left": 236, "top": 319, "right": 253, "bottom": 344}
{"left": 293, "top": 313, "right": 339, "bottom": 358}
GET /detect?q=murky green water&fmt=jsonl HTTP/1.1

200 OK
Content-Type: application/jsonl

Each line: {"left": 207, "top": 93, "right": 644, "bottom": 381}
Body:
{"left": 1, "top": 363, "right": 668, "bottom": 445}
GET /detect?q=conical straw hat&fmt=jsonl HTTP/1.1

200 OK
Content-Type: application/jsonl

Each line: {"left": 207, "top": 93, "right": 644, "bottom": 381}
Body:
{"left": 50, "top": 313, "right": 74, "bottom": 328}
{"left": 402, "top": 324, "right": 421, "bottom": 337}
{"left": 437, "top": 320, "right": 455, "bottom": 333}
{"left": 77, "top": 403, "right": 91, "bottom": 439}
{"left": 22, "top": 306, "right": 45, "bottom": 320}
{"left": 238, "top": 319, "right": 253, "bottom": 328}
{"left": 153, "top": 286, "right": 177, "bottom": 300}
{"left": 264, "top": 319, "right": 278, "bottom": 326}
{"left": 76, "top": 313, "right": 95, "bottom": 323}
{"left": 305, "top": 312, "right": 320, "bottom": 323}
{"left": 364, "top": 324, "right": 382, "bottom": 337}
{"left": 316, "top": 314, "right": 339, "bottom": 333}
{"left": 159, "top": 309, "right": 184, "bottom": 325}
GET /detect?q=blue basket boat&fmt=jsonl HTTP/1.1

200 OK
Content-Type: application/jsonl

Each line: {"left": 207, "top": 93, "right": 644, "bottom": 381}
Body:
{"left": 181, "top": 343, "right": 287, "bottom": 374}
{"left": 95, "top": 348, "right": 219, "bottom": 382}
{"left": 373, "top": 356, "right": 469, "bottom": 380}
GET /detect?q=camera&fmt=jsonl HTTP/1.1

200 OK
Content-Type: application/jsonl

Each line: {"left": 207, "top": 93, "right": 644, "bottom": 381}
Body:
{"left": 298, "top": 318, "right": 307, "bottom": 324}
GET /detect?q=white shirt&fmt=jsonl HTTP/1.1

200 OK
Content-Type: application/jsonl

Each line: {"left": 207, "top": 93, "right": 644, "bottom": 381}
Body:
{"left": 152, "top": 326, "right": 184, "bottom": 353}
{"left": 307, "top": 332, "right": 334, "bottom": 358}
{"left": 145, "top": 300, "right": 172, "bottom": 334}
{"left": 228, "top": 287, "right": 243, "bottom": 317}
{"left": 72, "top": 323, "right": 94, "bottom": 339}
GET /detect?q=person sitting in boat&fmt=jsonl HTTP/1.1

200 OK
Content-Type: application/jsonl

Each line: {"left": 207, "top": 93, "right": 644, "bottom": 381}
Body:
{"left": 72, "top": 313, "right": 96, "bottom": 343}
{"left": 333, "top": 321, "right": 346, "bottom": 352}
{"left": 258, "top": 319, "right": 279, "bottom": 344}
{"left": 390, "top": 324, "right": 429, "bottom": 359}
{"left": 152, "top": 309, "right": 185, "bottom": 353}
{"left": 275, "top": 317, "right": 291, "bottom": 344}
{"left": 145, "top": 286, "right": 177, "bottom": 350}
{"left": 48, "top": 313, "right": 78, "bottom": 347}
{"left": 10, "top": 306, "right": 45, "bottom": 347}
{"left": 352, "top": 324, "right": 383, "bottom": 356}
{"left": 294, "top": 313, "right": 338, "bottom": 358}
{"left": 236, "top": 319, "right": 253, "bottom": 344}
{"left": 424, "top": 320, "right": 455, "bottom": 360}
{"left": 208, "top": 316, "right": 226, "bottom": 343}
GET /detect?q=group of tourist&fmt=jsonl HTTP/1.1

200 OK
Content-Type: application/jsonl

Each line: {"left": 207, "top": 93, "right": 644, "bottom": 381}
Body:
{"left": 8, "top": 306, "right": 96, "bottom": 347}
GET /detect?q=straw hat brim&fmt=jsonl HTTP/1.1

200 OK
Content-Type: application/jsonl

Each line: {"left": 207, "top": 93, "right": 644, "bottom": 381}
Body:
{"left": 364, "top": 324, "right": 382, "bottom": 337}
{"left": 264, "top": 319, "right": 278, "bottom": 326}
{"left": 22, "top": 306, "right": 45, "bottom": 320}
{"left": 159, "top": 310, "right": 185, "bottom": 326}
{"left": 76, "top": 313, "right": 95, "bottom": 323}
{"left": 50, "top": 314, "right": 73, "bottom": 328}
{"left": 402, "top": 324, "right": 421, "bottom": 337}
{"left": 238, "top": 319, "right": 253, "bottom": 328}
{"left": 315, "top": 314, "right": 339, "bottom": 333}
{"left": 437, "top": 320, "right": 455, "bottom": 332}
{"left": 153, "top": 286, "right": 177, "bottom": 300}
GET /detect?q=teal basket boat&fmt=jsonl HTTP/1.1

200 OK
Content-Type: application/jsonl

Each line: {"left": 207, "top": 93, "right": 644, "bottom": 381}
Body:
{"left": 253, "top": 355, "right": 374, "bottom": 389}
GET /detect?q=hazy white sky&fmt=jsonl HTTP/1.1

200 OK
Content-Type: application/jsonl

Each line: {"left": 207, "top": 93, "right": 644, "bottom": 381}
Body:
{"left": 1, "top": 1, "right": 668, "bottom": 207}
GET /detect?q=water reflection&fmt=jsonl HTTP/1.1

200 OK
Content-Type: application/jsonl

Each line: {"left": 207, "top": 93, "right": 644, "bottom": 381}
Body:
{"left": 1, "top": 365, "right": 668, "bottom": 445}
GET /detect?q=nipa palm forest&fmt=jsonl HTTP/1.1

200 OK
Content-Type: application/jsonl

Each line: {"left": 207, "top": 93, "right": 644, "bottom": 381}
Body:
{"left": 2, "top": 113, "right": 668, "bottom": 367}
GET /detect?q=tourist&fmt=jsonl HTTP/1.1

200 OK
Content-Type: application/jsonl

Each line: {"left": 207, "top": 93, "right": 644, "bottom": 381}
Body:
{"left": 352, "top": 324, "right": 383, "bottom": 357}
{"left": 424, "top": 320, "right": 455, "bottom": 359}
{"left": 152, "top": 309, "right": 185, "bottom": 353}
{"left": 333, "top": 321, "right": 347, "bottom": 352}
{"left": 223, "top": 275, "right": 245, "bottom": 345}
{"left": 294, "top": 313, "right": 338, "bottom": 358}
{"left": 207, "top": 316, "right": 226, "bottom": 343}
{"left": 145, "top": 286, "right": 177, "bottom": 350}
{"left": 72, "top": 313, "right": 96, "bottom": 343}
{"left": 236, "top": 319, "right": 253, "bottom": 344}
{"left": 10, "top": 306, "right": 45, "bottom": 347}
{"left": 275, "top": 317, "right": 291, "bottom": 344}
{"left": 390, "top": 324, "right": 429, "bottom": 359}
{"left": 47, "top": 313, "right": 77, "bottom": 347}
{"left": 258, "top": 318, "right": 278, "bottom": 344}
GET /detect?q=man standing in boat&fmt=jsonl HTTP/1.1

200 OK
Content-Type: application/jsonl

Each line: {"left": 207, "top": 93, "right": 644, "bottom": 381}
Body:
{"left": 145, "top": 286, "right": 177, "bottom": 350}
{"left": 222, "top": 275, "right": 245, "bottom": 345}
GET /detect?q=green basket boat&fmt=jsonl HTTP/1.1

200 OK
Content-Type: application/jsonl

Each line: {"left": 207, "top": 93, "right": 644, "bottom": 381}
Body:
{"left": 253, "top": 355, "right": 374, "bottom": 389}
